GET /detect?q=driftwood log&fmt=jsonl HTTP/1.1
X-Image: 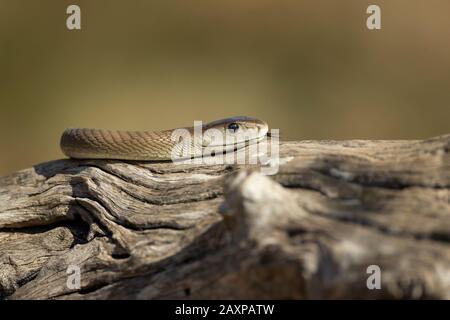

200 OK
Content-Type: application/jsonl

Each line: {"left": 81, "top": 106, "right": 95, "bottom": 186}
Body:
{"left": 1, "top": 135, "right": 450, "bottom": 299}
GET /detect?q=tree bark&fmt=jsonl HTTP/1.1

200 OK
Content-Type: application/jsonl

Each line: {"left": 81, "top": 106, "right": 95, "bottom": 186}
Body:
{"left": 1, "top": 135, "right": 450, "bottom": 299}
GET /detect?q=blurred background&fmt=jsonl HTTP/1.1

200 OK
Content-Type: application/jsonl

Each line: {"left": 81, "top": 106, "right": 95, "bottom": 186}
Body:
{"left": 1, "top": 0, "right": 450, "bottom": 175}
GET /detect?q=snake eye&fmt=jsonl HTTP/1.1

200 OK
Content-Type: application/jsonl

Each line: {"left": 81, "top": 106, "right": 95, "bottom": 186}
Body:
{"left": 227, "top": 122, "right": 239, "bottom": 133}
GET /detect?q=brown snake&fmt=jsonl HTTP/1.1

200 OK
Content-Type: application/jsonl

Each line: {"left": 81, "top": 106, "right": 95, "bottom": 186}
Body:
{"left": 60, "top": 116, "right": 268, "bottom": 160}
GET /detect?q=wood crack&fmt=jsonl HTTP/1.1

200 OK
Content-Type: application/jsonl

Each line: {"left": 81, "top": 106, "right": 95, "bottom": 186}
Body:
{"left": 1, "top": 136, "right": 450, "bottom": 299}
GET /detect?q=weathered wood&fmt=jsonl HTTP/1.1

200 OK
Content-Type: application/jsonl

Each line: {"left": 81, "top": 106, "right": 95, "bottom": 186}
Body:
{"left": 1, "top": 135, "right": 450, "bottom": 299}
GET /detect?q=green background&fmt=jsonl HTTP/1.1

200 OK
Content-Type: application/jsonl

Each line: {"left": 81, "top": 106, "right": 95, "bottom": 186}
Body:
{"left": 1, "top": 1, "right": 449, "bottom": 175}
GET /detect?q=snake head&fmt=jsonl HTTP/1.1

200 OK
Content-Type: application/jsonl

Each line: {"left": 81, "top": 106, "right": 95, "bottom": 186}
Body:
{"left": 201, "top": 116, "right": 269, "bottom": 148}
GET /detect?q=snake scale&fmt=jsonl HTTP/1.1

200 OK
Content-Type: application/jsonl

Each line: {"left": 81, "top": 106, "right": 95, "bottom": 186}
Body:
{"left": 60, "top": 116, "right": 268, "bottom": 160}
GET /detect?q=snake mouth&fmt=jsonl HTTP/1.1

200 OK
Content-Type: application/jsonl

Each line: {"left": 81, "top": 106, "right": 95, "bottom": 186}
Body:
{"left": 205, "top": 135, "right": 267, "bottom": 150}
{"left": 201, "top": 127, "right": 269, "bottom": 148}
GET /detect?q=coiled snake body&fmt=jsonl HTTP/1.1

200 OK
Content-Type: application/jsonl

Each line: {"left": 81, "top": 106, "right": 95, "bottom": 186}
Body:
{"left": 60, "top": 116, "right": 268, "bottom": 160}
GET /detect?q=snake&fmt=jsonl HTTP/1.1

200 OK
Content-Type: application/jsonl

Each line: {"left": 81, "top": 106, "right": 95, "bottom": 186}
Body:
{"left": 60, "top": 116, "right": 268, "bottom": 161}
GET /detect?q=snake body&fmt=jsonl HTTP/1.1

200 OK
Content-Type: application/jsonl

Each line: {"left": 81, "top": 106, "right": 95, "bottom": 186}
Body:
{"left": 60, "top": 116, "right": 268, "bottom": 160}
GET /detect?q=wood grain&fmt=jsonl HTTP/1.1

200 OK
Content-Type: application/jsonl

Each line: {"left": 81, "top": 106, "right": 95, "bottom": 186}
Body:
{"left": 1, "top": 135, "right": 449, "bottom": 299}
